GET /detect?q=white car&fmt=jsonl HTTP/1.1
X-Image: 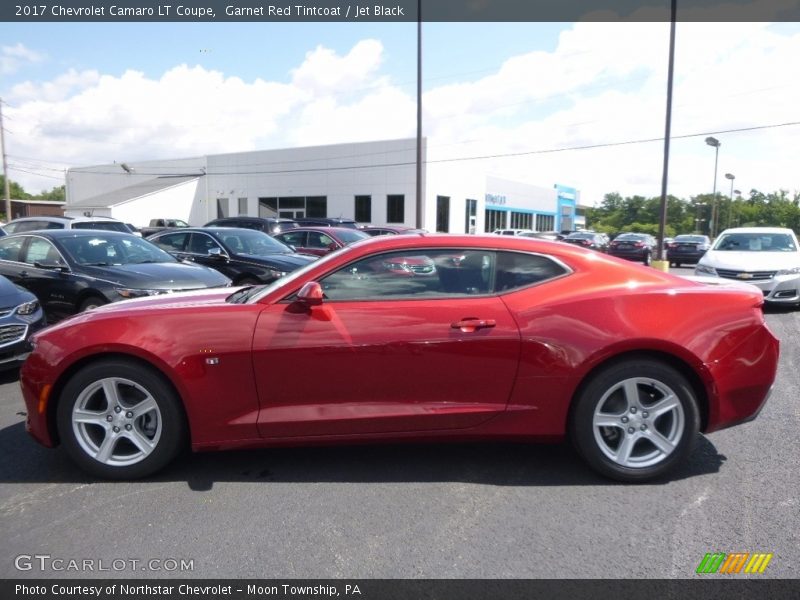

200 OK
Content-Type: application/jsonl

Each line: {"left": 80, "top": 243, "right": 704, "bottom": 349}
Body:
{"left": 493, "top": 228, "right": 535, "bottom": 236}
{"left": 695, "top": 226, "right": 800, "bottom": 306}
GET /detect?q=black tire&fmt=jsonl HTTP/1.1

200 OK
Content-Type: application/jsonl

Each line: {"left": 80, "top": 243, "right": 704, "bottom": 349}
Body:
{"left": 79, "top": 295, "right": 107, "bottom": 312}
{"left": 643, "top": 252, "right": 652, "bottom": 266}
{"left": 56, "top": 359, "right": 186, "bottom": 479}
{"left": 674, "top": 262, "right": 681, "bottom": 268}
{"left": 569, "top": 359, "right": 700, "bottom": 482}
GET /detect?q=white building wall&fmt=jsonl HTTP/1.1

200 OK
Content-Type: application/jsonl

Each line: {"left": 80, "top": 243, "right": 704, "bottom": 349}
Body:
{"left": 110, "top": 180, "right": 199, "bottom": 227}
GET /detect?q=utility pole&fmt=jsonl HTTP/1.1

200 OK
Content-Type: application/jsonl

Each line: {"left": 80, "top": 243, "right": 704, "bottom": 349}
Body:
{"left": 415, "top": 0, "right": 423, "bottom": 229}
{"left": 0, "top": 98, "right": 11, "bottom": 223}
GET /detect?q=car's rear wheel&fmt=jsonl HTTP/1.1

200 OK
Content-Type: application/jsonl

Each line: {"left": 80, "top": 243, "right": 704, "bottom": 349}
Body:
{"left": 56, "top": 360, "right": 186, "bottom": 479}
{"left": 570, "top": 359, "right": 699, "bottom": 482}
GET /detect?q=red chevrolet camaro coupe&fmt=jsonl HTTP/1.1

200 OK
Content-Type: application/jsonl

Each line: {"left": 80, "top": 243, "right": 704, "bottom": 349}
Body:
{"left": 19, "top": 234, "right": 779, "bottom": 482}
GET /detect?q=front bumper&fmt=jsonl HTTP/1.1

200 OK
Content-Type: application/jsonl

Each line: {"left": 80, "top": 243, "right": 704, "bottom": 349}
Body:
{"left": 0, "top": 313, "right": 48, "bottom": 371}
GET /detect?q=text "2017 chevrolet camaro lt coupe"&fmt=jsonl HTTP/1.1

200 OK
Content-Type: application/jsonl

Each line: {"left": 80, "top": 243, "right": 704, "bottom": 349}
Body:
{"left": 20, "top": 235, "right": 778, "bottom": 482}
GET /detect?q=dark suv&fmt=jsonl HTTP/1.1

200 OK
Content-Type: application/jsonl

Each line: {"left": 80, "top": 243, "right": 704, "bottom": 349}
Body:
{"left": 204, "top": 216, "right": 298, "bottom": 234}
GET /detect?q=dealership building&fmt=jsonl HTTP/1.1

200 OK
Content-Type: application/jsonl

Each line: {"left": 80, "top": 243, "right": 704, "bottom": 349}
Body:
{"left": 64, "top": 138, "right": 582, "bottom": 233}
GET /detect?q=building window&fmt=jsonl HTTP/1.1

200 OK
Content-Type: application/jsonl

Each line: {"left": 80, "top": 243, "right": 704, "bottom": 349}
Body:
{"left": 238, "top": 197, "right": 248, "bottom": 215}
{"left": 436, "top": 196, "right": 450, "bottom": 233}
{"left": 510, "top": 212, "right": 533, "bottom": 230}
{"left": 258, "top": 198, "right": 277, "bottom": 218}
{"left": 355, "top": 195, "right": 372, "bottom": 223}
{"left": 535, "top": 214, "right": 555, "bottom": 231}
{"left": 485, "top": 209, "right": 506, "bottom": 232}
{"left": 217, "top": 198, "right": 229, "bottom": 219}
{"left": 465, "top": 199, "right": 477, "bottom": 234}
{"left": 306, "top": 196, "right": 327, "bottom": 218}
{"left": 387, "top": 195, "right": 404, "bottom": 223}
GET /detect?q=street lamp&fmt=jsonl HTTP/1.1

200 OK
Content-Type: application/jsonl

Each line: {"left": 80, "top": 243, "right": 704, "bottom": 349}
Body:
{"left": 725, "top": 173, "right": 735, "bottom": 230}
{"left": 705, "top": 136, "right": 721, "bottom": 238}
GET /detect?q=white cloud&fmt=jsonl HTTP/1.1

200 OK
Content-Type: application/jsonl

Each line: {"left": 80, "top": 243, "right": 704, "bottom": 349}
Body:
{"left": 4, "top": 25, "right": 800, "bottom": 203}
{"left": 0, "top": 43, "right": 44, "bottom": 75}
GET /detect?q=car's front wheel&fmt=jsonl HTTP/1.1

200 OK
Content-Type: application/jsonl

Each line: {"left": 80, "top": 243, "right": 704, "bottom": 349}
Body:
{"left": 56, "top": 359, "right": 186, "bottom": 479}
{"left": 570, "top": 359, "right": 700, "bottom": 482}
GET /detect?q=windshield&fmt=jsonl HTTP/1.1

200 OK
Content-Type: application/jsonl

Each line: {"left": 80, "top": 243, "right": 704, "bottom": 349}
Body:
{"left": 675, "top": 235, "right": 707, "bottom": 244}
{"left": 237, "top": 246, "right": 354, "bottom": 304}
{"left": 615, "top": 234, "right": 646, "bottom": 241}
{"left": 59, "top": 234, "right": 178, "bottom": 265}
{"left": 713, "top": 232, "right": 797, "bottom": 252}
{"left": 211, "top": 229, "right": 294, "bottom": 256}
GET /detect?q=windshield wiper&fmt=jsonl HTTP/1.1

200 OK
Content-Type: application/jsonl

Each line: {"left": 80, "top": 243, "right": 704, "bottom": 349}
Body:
{"left": 227, "top": 285, "right": 259, "bottom": 304}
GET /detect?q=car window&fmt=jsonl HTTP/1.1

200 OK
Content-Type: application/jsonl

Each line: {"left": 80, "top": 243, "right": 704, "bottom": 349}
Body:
{"left": 72, "top": 221, "right": 130, "bottom": 232}
{"left": 60, "top": 235, "right": 176, "bottom": 265}
{"left": 307, "top": 232, "right": 335, "bottom": 249}
{"left": 0, "top": 236, "right": 26, "bottom": 262}
{"left": 24, "top": 238, "right": 62, "bottom": 265}
{"left": 6, "top": 221, "right": 58, "bottom": 233}
{"left": 212, "top": 230, "right": 293, "bottom": 255}
{"left": 153, "top": 232, "right": 189, "bottom": 252}
{"left": 188, "top": 233, "right": 224, "bottom": 255}
{"left": 714, "top": 232, "right": 797, "bottom": 252}
{"left": 277, "top": 231, "right": 307, "bottom": 247}
{"left": 319, "top": 249, "right": 493, "bottom": 300}
{"left": 494, "top": 251, "right": 569, "bottom": 292}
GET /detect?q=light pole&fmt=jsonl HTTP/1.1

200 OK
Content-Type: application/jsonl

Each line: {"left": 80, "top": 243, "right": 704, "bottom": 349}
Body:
{"left": 705, "top": 136, "right": 720, "bottom": 238}
{"left": 724, "top": 173, "right": 735, "bottom": 231}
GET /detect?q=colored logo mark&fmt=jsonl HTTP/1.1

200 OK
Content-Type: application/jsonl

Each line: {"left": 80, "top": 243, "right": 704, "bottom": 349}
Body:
{"left": 696, "top": 552, "right": 773, "bottom": 574}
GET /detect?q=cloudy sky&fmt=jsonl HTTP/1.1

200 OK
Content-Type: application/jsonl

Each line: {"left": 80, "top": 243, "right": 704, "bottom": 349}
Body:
{"left": 1, "top": 20, "right": 799, "bottom": 204}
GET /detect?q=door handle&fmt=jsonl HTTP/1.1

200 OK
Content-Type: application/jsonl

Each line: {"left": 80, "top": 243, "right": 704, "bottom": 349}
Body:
{"left": 451, "top": 318, "right": 496, "bottom": 333}
{"left": 19, "top": 270, "right": 29, "bottom": 278}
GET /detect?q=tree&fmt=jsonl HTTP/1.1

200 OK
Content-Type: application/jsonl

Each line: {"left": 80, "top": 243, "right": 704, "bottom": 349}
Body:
{"left": 0, "top": 174, "right": 31, "bottom": 200}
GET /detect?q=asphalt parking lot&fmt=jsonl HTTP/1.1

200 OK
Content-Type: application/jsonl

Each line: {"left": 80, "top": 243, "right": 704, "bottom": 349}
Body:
{"left": 1, "top": 267, "right": 798, "bottom": 579}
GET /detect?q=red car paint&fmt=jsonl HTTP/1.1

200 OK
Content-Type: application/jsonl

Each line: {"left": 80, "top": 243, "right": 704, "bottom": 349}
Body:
{"left": 20, "top": 235, "right": 778, "bottom": 459}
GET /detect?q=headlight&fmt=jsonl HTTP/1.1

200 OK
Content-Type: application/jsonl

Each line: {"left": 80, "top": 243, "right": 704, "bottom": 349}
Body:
{"left": 15, "top": 299, "right": 41, "bottom": 316}
{"left": 776, "top": 267, "right": 800, "bottom": 275}
{"left": 116, "top": 288, "right": 167, "bottom": 299}
{"left": 695, "top": 264, "right": 717, "bottom": 276}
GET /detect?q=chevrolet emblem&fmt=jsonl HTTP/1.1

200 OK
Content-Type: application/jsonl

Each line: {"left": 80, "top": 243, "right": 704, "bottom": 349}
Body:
{"left": 737, "top": 273, "right": 753, "bottom": 279}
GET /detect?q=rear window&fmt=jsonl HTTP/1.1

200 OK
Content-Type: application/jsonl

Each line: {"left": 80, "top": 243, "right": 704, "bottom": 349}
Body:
{"left": 72, "top": 221, "right": 131, "bottom": 232}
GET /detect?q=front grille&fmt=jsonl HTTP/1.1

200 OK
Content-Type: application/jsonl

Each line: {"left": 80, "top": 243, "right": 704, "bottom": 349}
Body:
{"left": 716, "top": 269, "right": 776, "bottom": 281}
{"left": 0, "top": 324, "right": 28, "bottom": 347}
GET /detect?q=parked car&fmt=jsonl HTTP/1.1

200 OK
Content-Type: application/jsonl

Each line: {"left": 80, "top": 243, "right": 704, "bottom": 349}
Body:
{"left": 272, "top": 226, "right": 370, "bottom": 257}
{"left": 360, "top": 225, "right": 426, "bottom": 236}
{"left": 562, "top": 231, "right": 609, "bottom": 252}
{"left": 493, "top": 229, "right": 535, "bottom": 236}
{"left": 0, "top": 230, "right": 231, "bottom": 321}
{"left": 149, "top": 227, "right": 317, "bottom": 286}
{"left": 20, "top": 234, "right": 778, "bottom": 481}
{"left": 695, "top": 227, "right": 800, "bottom": 306}
{"left": 607, "top": 233, "right": 658, "bottom": 265}
{"left": 667, "top": 234, "right": 711, "bottom": 267}
{"left": 4, "top": 216, "right": 133, "bottom": 234}
{"left": 138, "top": 218, "right": 190, "bottom": 238}
{"left": 294, "top": 217, "right": 359, "bottom": 229}
{"left": 0, "top": 274, "right": 47, "bottom": 370}
{"left": 519, "top": 231, "right": 565, "bottom": 241}
{"left": 203, "top": 216, "right": 298, "bottom": 235}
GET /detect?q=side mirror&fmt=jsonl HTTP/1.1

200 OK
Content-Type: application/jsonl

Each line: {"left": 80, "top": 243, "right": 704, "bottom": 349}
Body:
{"left": 208, "top": 247, "right": 226, "bottom": 259}
{"left": 296, "top": 281, "right": 324, "bottom": 306}
{"left": 328, "top": 242, "right": 338, "bottom": 251}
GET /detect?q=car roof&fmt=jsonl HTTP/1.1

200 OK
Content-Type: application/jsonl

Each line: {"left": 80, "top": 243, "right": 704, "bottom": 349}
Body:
{"left": 718, "top": 227, "right": 796, "bottom": 235}
{"left": 7, "top": 229, "right": 135, "bottom": 238}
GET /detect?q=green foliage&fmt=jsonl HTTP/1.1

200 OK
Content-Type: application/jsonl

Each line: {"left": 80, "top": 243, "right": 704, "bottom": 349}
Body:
{"left": 0, "top": 175, "right": 32, "bottom": 200}
{"left": 587, "top": 190, "right": 800, "bottom": 237}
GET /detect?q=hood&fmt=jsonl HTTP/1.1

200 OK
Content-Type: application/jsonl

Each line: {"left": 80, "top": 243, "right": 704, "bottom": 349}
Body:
{"left": 701, "top": 250, "right": 800, "bottom": 271}
{"left": 78, "top": 261, "right": 231, "bottom": 289}
{"left": 0, "top": 276, "right": 33, "bottom": 307}
{"left": 233, "top": 252, "right": 317, "bottom": 271}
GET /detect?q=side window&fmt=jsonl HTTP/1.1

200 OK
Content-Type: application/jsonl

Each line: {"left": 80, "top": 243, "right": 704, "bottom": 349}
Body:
{"left": 307, "top": 232, "right": 334, "bottom": 249}
{"left": 25, "top": 238, "right": 61, "bottom": 265}
{"left": 319, "top": 249, "right": 493, "bottom": 301}
{"left": 277, "top": 231, "right": 306, "bottom": 247}
{"left": 0, "top": 237, "right": 26, "bottom": 262}
{"left": 188, "top": 233, "right": 223, "bottom": 255}
{"left": 494, "top": 251, "right": 568, "bottom": 292}
{"left": 154, "top": 232, "right": 189, "bottom": 252}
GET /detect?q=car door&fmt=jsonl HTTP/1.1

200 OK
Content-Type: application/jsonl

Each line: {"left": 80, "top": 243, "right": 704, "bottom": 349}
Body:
{"left": 181, "top": 232, "right": 238, "bottom": 278}
{"left": 275, "top": 231, "right": 308, "bottom": 254}
{"left": 252, "top": 248, "right": 521, "bottom": 438}
{"left": 15, "top": 236, "right": 81, "bottom": 319}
